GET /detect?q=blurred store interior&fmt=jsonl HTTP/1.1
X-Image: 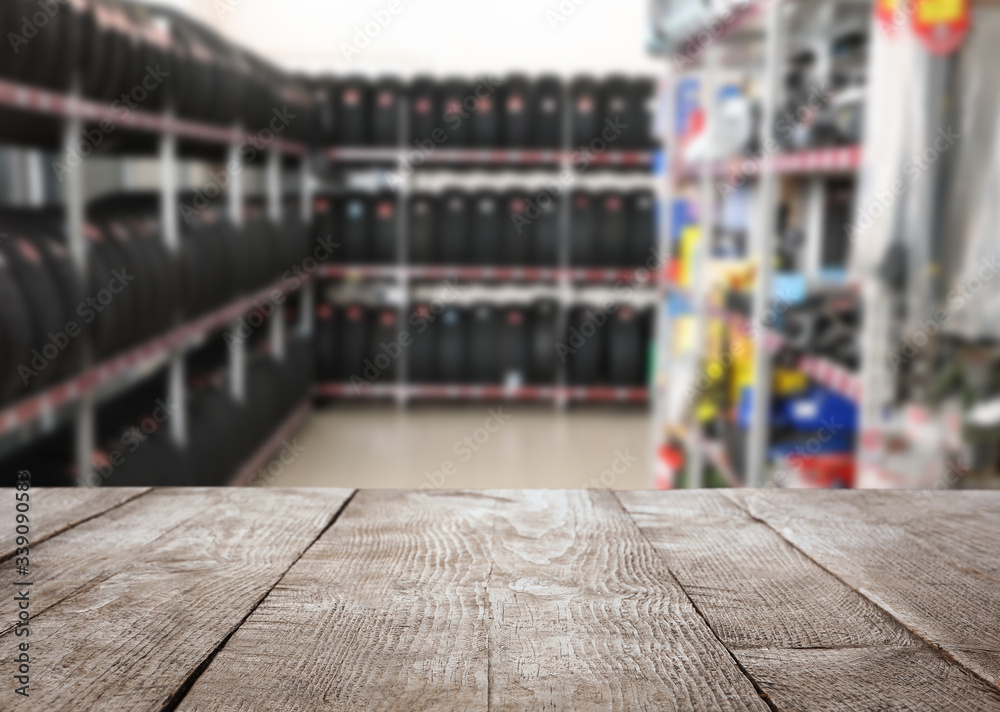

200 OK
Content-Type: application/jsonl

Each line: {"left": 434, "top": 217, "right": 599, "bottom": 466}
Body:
{"left": 0, "top": 0, "right": 997, "bottom": 490}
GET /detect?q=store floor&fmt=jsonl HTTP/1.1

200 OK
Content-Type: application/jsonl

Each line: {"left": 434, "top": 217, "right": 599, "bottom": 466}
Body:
{"left": 267, "top": 403, "right": 654, "bottom": 490}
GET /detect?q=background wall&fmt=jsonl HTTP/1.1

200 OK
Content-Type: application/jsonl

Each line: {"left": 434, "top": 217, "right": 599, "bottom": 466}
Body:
{"left": 142, "top": 0, "right": 663, "bottom": 76}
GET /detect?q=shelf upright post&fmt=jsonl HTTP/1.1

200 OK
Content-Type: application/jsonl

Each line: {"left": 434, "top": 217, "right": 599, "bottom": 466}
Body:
{"left": 64, "top": 88, "right": 93, "bottom": 485}
{"left": 745, "top": 0, "right": 784, "bottom": 488}
{"left": 74, "top": 404, "right": 95, "bottom": 488}
{"left": 396, "top": 95, "right": 410, "bottom": 406}
{"left": 854, "top": 27, "right": 910, "bottom": 488}
{"left": 687, "top": 43, "right": 720, "bottom": 488}
{"left": 651, "top": 74, "right": 676, "bottom": 486}
{"left": 298, "top": 156, "right": 315, "bottom": 338}
{"left": 229, "top": 132, "right": 247, "bottom": 402}
{"left": 161, "top": 109, "right": 187, "bottom": 447}
{"left": 267, "top": 149, "right": 286, "bottom": 362}
{"left": 26, "top": 149, "right": 46, "bottom": 205}
{"left": 556, "top": 82, "right": 573, "bottom": 410}
{"left": 65, "top": 116, "right": 86, "bottom": 276}
{"left": 27, "top": 148, "right": 60, "bottom": 433}
{"left": 803, "top": 178, "right": 826, "bottom": 281}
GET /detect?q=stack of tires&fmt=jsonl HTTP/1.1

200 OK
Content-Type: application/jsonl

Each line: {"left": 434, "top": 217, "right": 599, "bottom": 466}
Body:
{"left": 0, "top": 195, "right": 310, "bottom": 408}
{"left": 0, "top": 3, "right": 657, "bottom": 150}
{"left": 1, "top": 334, "right": 317, "bottom": 487}
{"left": 183, "top": 334, "right": 313, "bottom": 486}
{"left": 316, "top": 192, "right": 396, "bottom": 264}
{"left": 92, "top": 372, "right": 191, "bottom": 487}
{"left": 0, "top": 1, "right": 315, "bottom": 141}
{"left": 314, "top": 188, "right": 655, "bottom": 268}
{"left": 568, "top": 190, "right": 656, "bottom": 267}
{"left": 569, "top": 75, "right": 656, "bottom": 150}
{"left": 0, "top": 426, "right": 77, "bottom": 487}
{"left": 314, "top": 75, "right": 656, "bottom": 149}
{"left": 86, "top": 195, "right": 177, "bottom": 358}
{"left": 566, "top": 304, "right": 654, "bottom": 386}
{"left": 0, "top": 207, "right": 90, "bottom": 405}
{"left": 314, "top": 76, "right": 403, "bottom": 146}
{"left": 314, "top": 299, "right": 650, "bottom": 387}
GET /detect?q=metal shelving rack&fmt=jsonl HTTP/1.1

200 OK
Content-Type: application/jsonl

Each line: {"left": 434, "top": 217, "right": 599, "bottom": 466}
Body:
{"left": 653, "top": 0, "right": 871, "bottom": 488}
{"left": 319, "top": 87, "right": 659, "bottom": 405}
{"left": 0, "top": 77, "right": 316, "bottom": 485}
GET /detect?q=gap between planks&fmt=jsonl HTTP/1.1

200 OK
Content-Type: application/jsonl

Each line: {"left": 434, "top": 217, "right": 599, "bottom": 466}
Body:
{"left": 609, "top": 491, "right": 780, "bottom": 712}
{"left": 0, "top": 487, "right": 152, "bottom": 563}
{"left": 614, "top": 489, "right": 1000, "bottom": 711}
{"left": 161, "top": 488, "right": 359, "bottom": 712}
{"left": 722, "top": 490, "right": 1000, "bottom": 696}
{"left": 173, "top": 489, "right": 774, "bottom": 711}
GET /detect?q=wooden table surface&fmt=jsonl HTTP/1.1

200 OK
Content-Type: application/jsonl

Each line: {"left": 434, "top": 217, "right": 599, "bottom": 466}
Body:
{"left": 5, "top": 488, "right": 1000, "bottom": 711}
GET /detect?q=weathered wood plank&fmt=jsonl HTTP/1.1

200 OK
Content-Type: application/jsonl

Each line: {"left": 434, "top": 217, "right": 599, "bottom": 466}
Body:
{"left": 179, "top": 490, "right": 770, "bottom": 712}
{"left": 175, "top": 489, "right": 497, "bottom": 712}
{"left": 0, "top": 487, "right": 353, "bottom": 711}
{"left": 1, "top": 487, "right": 149, "bottom": 560}
{"left": 728, "top": 489, "right": 1000, "bottom": 577}
{"left": 0, "top": 488, "right": 231, "bottom": 635}
{"left": 617, "top": 490, "right": 913, "bottom": 650}
{"left": 10, "top": 488, "right": 997, "bottom": 710}
{"left": 484, "top": 489, "right": 769, "bottom": 712}
{"left": 729, "top": 490, "right": 1000, "bottom": 690}
{"left": 736, "top": 647, "right": 1000, "bottom": 712}
{"left": 619, "top": 490, "right": 1000, "bottom": 710}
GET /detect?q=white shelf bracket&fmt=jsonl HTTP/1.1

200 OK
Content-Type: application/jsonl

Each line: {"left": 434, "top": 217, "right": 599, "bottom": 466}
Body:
{"left": 229, "top": 134, "right": 247, "bottom": 401}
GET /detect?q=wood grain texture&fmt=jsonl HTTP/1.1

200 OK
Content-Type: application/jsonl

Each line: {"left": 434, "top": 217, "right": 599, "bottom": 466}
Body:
{"left": 907, "top": 493, "right": 1000, "bottom": 577}
{"left": 0, "top": 489, "right": 230, "bottom": 635}
{"left": 728, "top": 490, "right": 1000, "bottom": 690}
{"left": 178, "top": 490, "right": 770, "bottom": 712}
{"left": 0, "top": 487, "right": 353, "bottom": 712}
{"left": 484, "top": 489, "right": 769, "bottom": 712}
{"left": 736, "top": 646, "right": 1000, "bottom": 712}
{"left": 174, "top": 489, "right": 497, "bottom": 712}
{"left": 728, "top": 489, "right": 1000, "bottom": 576}
{"left": 7, "top": 488, "right": 998, "bottom": 710}
{"left": 620, "top": 490, "right": 1000, "bottom": 711}
{"left": 617, "top": 490, "right": 913, "bottom": 650}
{"left": 1, "top": 487, "right": 149, "bottom": 560}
